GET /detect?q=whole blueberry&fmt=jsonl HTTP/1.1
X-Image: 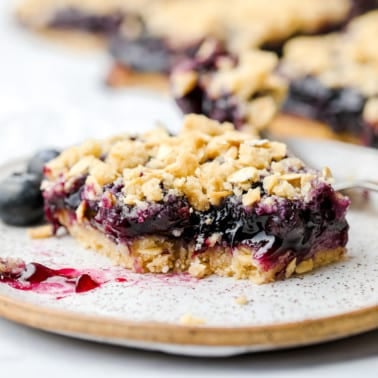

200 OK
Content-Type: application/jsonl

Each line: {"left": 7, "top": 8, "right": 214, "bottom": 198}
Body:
{"left": 0, "top": 172, "right": 44, "bottom": 226}
{"left": 27, "top": 149, "right": 60, "bottom": 179}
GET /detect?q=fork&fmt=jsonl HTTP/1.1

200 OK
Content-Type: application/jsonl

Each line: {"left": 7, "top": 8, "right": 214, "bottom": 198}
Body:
{"left": 333, "top": 179, "right": 378, "bottom": 193}
{"left": 267, "top": 135, "right": 378, "bottom": 194}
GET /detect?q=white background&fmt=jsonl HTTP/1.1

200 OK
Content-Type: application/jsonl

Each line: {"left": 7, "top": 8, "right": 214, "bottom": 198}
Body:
{"left": 0, "top": 1, "right": 377, "bottom": 376}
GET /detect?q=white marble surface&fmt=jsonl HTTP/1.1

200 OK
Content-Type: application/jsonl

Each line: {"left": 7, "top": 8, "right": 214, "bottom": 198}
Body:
{"left": 0, "top": 0, "right": 377, "bottom": 376}
{"left": 0, "top": 318, "right": 377, "bottom": 378}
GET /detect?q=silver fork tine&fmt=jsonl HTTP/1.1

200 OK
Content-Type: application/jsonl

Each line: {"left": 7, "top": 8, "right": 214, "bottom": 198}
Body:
{"left": 333, "top": 180, "right": 378, "bottom": 193}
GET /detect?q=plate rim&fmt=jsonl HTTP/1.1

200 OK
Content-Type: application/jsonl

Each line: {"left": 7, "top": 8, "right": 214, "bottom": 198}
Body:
{"left": 0, "top": 293, "right": 376, "bottom": 347}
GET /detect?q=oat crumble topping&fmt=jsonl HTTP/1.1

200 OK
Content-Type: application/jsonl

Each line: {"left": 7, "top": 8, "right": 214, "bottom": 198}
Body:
{"left": 18, "top": 0, "right": 352, "bottom": 50}
{"left": 44, "top": 114, "right": 332, "bottom": 212}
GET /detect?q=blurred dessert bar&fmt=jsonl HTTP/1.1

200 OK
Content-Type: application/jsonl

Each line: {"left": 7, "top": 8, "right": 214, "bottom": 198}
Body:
{"left": 17, "top": 0, "right": 375, "bottom": 82}
{"left": 279, "top": 11, "right": 378, "bottom": 147}
{"left": 171, "top": 41, "right": 286, "bottom": 132}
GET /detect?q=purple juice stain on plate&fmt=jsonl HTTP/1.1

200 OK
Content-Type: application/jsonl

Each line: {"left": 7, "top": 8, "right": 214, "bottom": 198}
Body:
{"left": 0, "top": 258, "right": 110, "bottom": 297}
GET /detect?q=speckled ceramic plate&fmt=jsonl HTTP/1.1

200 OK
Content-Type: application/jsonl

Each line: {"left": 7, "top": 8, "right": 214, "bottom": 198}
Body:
{"left": 0, "top": 140, "right": 377, "bottom": 357}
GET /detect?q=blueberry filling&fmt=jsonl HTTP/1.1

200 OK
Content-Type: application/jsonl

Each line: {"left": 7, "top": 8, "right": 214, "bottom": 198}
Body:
{"left": 109, "top": 33, "right": 173, "bottom": 73}
{"left": 282, "top": 76, "right": 376, "bottom": 144}
{"left": 349, "top": 0, "right": 378, "bottom": 18}
{"left": 109, "top": 31, "right": 201, "bottom": 73}
{"left": 176, "top": 91, "right": 245, "bottom": 130}
{"left": 43, "top": 177, "right": 349, "bottom": 271}
{"left": 173, "top": 49, "right": 246, "bottom": 129}
{"left": 48, "top": 8, "right": 123, "bottom": 34}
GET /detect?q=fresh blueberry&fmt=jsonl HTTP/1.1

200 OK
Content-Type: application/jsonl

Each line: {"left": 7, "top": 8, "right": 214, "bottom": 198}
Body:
{"left": 27, "top": 149, "right": 60, "bottom": 179}
{"left": 0, "top": 172, "right": 44, "bottom": 226}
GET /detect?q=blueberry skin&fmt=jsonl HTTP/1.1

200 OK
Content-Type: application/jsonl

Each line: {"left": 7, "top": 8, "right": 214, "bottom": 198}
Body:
{"left": 0, "top": 172, "right": 44, "bottom": 226}
{"left": 27, "top": 149, "right": 60, "bottom": 179}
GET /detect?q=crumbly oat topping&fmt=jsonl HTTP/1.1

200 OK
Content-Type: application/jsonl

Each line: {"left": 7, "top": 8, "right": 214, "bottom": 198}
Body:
{"left": 235, "top": 295, "right": 249, "bottom": 305}
{"left": 44, "top": 114, "right": 331, "bottom": 211}
{"left": 282, "top": 11, "right": 378, "bottom": 115}
{"left": 18, "top": 0, "right": 351, "bottom": 49}
{"left": 171, "top": 49, "right": 287, "bottom": 130}
{"left": 162, "top": 0, "right": 349, "bottom": 49}
{"left": 27, "top": 224, "right": 54, "bottom": 239}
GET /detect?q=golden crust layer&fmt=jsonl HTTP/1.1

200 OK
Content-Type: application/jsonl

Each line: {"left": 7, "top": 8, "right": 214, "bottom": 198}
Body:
{"left": 58, "top": 211, "right": 346, "bottom": 284}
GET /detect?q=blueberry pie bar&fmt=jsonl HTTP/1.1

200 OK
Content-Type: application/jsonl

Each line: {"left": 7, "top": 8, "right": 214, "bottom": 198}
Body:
{"left": 42, "top": 115, "right": 350, "bottom": 283}
{"left": 17, "top": 0, "right": 373, "bottom": 86}
{"left": 280, "top": 11, "right": 378, "bottom": 147}
{"left": 107, "top": 0, "right": 369, "bottom": 86}
{"left": 171, "top": 43, "right": 287, "bottom": 131}
{"left": 16, "top": 0, "right": 151, "bottom": 34}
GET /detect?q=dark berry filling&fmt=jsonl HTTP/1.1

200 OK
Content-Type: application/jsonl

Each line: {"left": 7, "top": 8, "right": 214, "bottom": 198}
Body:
{"left": 109, "top": 29, "right": 201, "bottom": 73}
{"left": 43, "top": 177, "right": 349, "bottom": 272}
{"left": 48, "top": 8, "right": 123, "bottom": 34}
{"left": 89, "top": 192, "right": 193, "bottom": 241}
{"left": 173, "top": 47, "right": 246, "bottom": 129}
{"left": 349, "top": 0, "right": 378, "bottom": 18}
{"left": 282, "top": 76, "right": 376, "bottom": 145}
{"left": 109, "top": 33, "right": 173, "bottom": 73}
{"left": 177, "top": 91, "right": 245, "bottom": 130}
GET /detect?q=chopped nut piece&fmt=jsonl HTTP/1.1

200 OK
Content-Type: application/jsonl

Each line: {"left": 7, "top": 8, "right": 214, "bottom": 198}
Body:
{"left": 242, "top": 188, "right": 261, "bottom": 206}
{"left": 322, "top": 167, "right": 333, "bottom": 181}
{"left": 171, "top": 71, "right": 198, "bottom": 97}
{"left": 228, "top": 167, "right": 258, "bottom": 184}
{"left": 235, "top": 296, "right": 249, "bottom": 305}
{"left": 75, "top": 201, "right": 87, "bottom": 224}
{"left": 263, "top": 175, "right": 279, "bottom": 194}
{"left": 27, "top": 225, "right": 54, "bottom": 239}
{"left": 188, "top": 259, "right": 209, "bottom": 278}
{"left": 285, "top": 258, "right": 297, "bottom": 278}
{"left": 295, "top": 259, "right": 314, "bottom": 274}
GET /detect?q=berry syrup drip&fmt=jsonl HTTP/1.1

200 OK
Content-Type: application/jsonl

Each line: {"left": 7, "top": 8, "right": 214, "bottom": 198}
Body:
{"left": 0, "top": 261, "right": 102, "bottom": 295}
